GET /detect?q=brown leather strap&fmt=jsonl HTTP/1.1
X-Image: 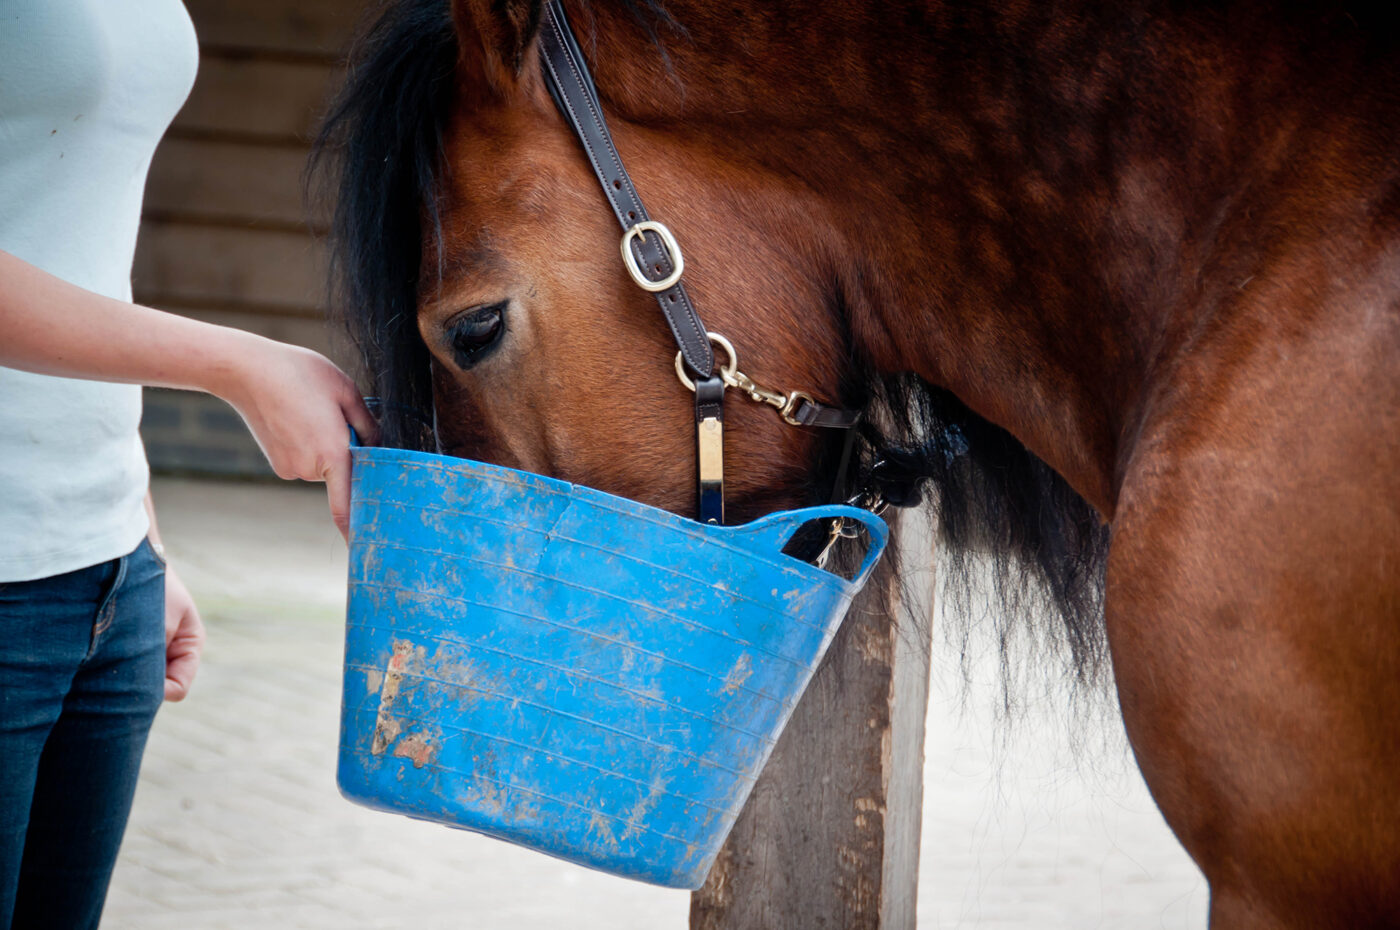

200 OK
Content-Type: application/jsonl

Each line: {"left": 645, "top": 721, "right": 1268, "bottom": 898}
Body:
{"left": 788, "top": 397, "right": 862, "bottom": 430}
{"left": 538, "top": 0, "right": 871, "bottom": 526}
{"left": 538, "top": 1, "right": 715, "bottom": 377}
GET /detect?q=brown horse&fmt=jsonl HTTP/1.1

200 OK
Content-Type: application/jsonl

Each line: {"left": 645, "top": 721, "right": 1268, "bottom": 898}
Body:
{"left": 316, "top": 0, "right": 1400, "bottom": 925}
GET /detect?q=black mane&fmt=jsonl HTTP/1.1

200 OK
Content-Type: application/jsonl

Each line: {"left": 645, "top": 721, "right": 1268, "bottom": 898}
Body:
{"left": 861, "top": 375, "right": 1110, "bottom": 688}
{"left": 312, "top": 0, "right": 1109, "bottom": 686}
{"left": 312, "top": 0, "right": 457, "bottom": 450}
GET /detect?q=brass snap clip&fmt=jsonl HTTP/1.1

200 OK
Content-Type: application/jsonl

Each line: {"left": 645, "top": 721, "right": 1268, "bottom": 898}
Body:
{"left": 674, "top": 332, "right": 837, "bottom": 431}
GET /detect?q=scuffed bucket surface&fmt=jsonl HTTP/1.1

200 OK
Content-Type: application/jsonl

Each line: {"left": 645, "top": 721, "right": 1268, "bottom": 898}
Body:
{"left": 339, "top": 447, "right": 887, "bottom": 888}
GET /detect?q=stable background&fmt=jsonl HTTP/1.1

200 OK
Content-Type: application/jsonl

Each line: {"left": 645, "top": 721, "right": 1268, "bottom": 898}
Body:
{"left": 120, "top": 1, "right": 1208, "bottom": 926}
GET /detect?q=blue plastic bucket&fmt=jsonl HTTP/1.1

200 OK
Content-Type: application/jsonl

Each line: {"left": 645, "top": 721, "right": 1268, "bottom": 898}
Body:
{"left": 338, "top": 445, "right": 888, "bottom": 889}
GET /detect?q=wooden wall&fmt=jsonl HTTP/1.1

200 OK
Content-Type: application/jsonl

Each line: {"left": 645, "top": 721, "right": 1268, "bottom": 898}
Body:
{"left": 135, "top": 0, "right": 364, "bottom": 474}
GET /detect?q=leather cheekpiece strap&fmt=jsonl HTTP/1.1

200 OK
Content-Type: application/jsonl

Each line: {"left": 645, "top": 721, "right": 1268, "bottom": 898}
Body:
{"left": 537, "top": 0, "right": 874, "bottom": 527}
{"left": 538, "top": 1, "right": 715, "bottom": 378}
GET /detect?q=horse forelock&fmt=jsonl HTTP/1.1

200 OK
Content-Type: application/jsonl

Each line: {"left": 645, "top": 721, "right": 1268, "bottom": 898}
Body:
{"left": 312, "top": 0, "right": 459, "bottom": 450}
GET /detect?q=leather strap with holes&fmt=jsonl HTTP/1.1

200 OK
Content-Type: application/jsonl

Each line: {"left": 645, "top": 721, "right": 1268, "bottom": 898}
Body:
{"left": 538, "top": 0, "right": 715, "bottom": 378}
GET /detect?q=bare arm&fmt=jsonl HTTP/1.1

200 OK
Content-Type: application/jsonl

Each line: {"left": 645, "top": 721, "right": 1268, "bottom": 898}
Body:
{"left": 0, "top": 249, "right": 379, "bottom": 535}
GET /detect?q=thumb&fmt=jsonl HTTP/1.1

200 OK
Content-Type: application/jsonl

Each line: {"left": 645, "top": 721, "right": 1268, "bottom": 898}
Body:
{"left": 343, "top": 393, "right": 380, "bottom": 447}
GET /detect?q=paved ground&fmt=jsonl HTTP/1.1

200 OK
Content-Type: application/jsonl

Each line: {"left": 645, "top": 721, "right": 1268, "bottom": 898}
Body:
{"left": 101, "top": 477, "right": 1207, "bottom": 929}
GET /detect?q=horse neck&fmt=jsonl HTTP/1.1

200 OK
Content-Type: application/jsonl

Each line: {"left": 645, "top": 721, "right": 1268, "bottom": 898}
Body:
{"left": 585, "top": 0, "right": 1345, "bottom": 516}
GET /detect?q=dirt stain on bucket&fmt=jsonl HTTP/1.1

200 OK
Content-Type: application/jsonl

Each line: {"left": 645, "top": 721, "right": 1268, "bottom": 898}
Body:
{"left": 371, "top": 639, "right": 420, "bottom": 755}
{"left": 620, "top": 776, "right": 668, "bottom": 841}
{"left": 720, "top": 653, "right": 753, "bottom": 695}
{"left": 392, "top": 730, "right": 439, "bottom": 768}
{"left": 588, "top": 810, "right": 618, "bottom": 850}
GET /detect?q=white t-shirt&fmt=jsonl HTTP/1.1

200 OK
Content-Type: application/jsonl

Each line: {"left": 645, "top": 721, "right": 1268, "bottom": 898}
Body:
{"left": 0, "top": 0, "right": 198, "bottom": 581}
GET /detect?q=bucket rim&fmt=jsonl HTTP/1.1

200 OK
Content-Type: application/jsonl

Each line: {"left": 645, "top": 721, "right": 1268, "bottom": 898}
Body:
{"left": 350, "top": 445, "right": 889, "bottom": 590}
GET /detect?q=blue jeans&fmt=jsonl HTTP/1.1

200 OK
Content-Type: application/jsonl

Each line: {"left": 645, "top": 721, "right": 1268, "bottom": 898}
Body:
{"left": 0, "top": 539, "right": 166, "bottom": 930}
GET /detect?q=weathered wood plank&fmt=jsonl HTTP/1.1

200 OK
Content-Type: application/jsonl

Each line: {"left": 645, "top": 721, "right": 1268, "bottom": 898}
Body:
{"left": 173, "top": 56, "right": 340, "bottom": 142}
{"left": 184, "top": 0, "right": 361, "bottom": 57}
{"left": 691, "top": 510, "right": 935, "bottom": 929}
{"left": 879, "top": 512, "right": 937, "bottom": 925}
{"left": 132, "top": 221, "right": 327, "bottom": 313}
{"left": 146, "top": 138, "right": 320, "bottom": 228}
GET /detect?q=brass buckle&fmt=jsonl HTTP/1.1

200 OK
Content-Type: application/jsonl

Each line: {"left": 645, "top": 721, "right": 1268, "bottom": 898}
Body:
{"left": 620, "top": 221, "right": 684, "bottom": 292}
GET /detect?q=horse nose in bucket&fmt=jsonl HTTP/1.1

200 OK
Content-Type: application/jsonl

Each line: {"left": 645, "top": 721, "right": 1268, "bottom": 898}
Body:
{"left": 337, "top": 445, "right": 888, "bottom": 889}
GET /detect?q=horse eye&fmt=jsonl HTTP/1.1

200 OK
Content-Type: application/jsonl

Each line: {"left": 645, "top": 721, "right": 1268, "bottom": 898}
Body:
{"left": 446, "top": 301, "right": 506, "bottom": 369}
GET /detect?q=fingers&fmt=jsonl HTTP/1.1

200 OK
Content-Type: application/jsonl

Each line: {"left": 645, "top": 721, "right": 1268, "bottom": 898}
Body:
{"left": 163, "top": 578, "right": 205, "bottom": 702}
{"left": 343, "top": 391, "right": 381, "bottom": 447}
{"left": 165, "top": 639, "right": 200, "bottom": 702}
{"left": 324, "top": 450, "right": 353, "bottom": 542}
{"left": 238, "top": 346, "right": 370, "bottom": 538}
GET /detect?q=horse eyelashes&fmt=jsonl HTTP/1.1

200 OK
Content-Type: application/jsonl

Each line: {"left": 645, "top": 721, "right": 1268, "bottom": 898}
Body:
{"left": 447, "top": 301, "right": 507, "bottom": 369}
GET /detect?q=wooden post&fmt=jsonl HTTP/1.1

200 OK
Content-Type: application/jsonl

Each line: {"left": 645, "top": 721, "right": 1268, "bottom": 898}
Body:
{"left": 691, "top": 510, "right": 936, "bottom": 929}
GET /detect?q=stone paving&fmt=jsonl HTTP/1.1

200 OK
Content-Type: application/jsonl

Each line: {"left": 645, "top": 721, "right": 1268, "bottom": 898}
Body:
{"left": 101, "top": 477, "right": 1207, "bottom": 929}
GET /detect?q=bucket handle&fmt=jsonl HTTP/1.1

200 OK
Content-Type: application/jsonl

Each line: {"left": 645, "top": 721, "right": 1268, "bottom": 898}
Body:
{"left": 727, "top": 505, "right": 889, "bottom": 589}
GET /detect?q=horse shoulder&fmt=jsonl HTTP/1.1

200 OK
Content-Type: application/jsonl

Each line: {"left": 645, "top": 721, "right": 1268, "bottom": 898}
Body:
{"left": 1103, "top": 248, "right": 1400, "bottom": 928}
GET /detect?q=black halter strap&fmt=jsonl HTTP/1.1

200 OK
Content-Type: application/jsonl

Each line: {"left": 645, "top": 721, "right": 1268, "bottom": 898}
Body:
{"left": 537, "top": 1, "right": 714, "bottom": 377}
{"left": 537, "top": 0, "right": 864, "bottom": 526}
{"left": 539, "top": 0, "right": 733, "bottom": 523}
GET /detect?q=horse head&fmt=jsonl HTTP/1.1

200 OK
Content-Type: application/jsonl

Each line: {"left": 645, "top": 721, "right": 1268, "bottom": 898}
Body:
{"left": 316, "top": 0, "right": 1109, "bottom": 665}
{"left": 321, "top": 0, "right": 862, "bottom": 524}
{"left": 317, "top": 0, "right": 1115, "bottom": 658}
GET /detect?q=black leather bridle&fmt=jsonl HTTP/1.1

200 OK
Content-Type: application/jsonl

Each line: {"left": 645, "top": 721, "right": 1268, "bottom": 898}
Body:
{"left": 537, "top": 0, "right": 863, "bottom": 528}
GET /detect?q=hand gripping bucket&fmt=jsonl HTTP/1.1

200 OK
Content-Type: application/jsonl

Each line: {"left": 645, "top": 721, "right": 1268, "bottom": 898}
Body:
{"left": 338, "top": 446, "right": 888, "bottom": 889}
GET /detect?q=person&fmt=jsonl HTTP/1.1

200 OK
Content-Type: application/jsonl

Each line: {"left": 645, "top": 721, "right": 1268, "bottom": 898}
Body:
{"left": 0, "top": 2, "right": 377, "bottom": 927}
